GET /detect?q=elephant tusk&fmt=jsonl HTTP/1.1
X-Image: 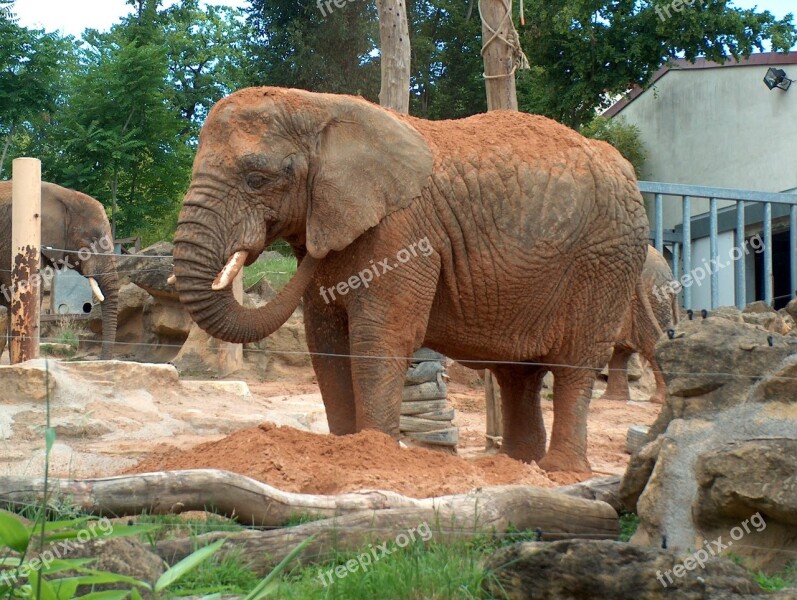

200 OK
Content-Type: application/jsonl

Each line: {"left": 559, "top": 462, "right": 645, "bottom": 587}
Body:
{"left": 212, "top": 251, "right": 248, "bottom": 291}
{"left": 167, "top": 273, "right": 176, "bottom": 285}
{"left": 88, "top": 277, "right": 105, "bottom": 303}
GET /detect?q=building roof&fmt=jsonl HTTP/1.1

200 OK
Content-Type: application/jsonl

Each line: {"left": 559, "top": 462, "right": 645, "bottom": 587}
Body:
{"left": 604, "top": 52, "right": 797, "bottom": 118}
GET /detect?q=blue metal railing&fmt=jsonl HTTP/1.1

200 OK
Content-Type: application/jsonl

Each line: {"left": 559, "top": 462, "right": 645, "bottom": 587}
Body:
{"left": 638, "top": 181, "right": 797, "bottom": 310}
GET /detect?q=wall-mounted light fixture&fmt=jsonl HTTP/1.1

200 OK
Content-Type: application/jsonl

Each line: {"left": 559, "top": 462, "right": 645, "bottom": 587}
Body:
{"left": 764, "top": 67, "right": 792, "bottom": 91}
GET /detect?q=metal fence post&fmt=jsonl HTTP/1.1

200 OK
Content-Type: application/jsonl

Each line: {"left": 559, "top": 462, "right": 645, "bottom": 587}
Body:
{"left": 682, "top": 196, "right": 692, "bottom": 311}
{"left": 735, "top": 201, "right": 745, "bottom": 309}
{"left": 763, "top": 202, "right": 773, "bottom": 306}
{"left": 709, "top": 197, "right": 718, "bottom": 309}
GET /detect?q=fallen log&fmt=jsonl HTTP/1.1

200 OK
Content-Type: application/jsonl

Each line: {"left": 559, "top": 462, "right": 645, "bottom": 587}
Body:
{"left": 156, "top": 485, "right": 619, "bottom": 575}
{"left": 0, "top": 469, "right": 619, "bottom": 574}
{"left": 0, "top": 470, "right": 419, "bottom": 526}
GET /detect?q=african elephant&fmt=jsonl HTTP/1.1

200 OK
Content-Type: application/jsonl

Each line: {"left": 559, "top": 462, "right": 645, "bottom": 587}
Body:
{"left": 0, "top": 181, "right": 118, "bottom": 360}
{"left": 601, "top": 246, "right": 677, "bottom": 404}
{"left": 172, "top": 87, "right": 655, "bottom": 473}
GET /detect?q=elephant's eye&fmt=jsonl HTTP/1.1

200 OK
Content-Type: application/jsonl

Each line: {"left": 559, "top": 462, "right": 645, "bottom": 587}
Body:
{"left": 246, "top": 173, "right": 269, "bottom": 190}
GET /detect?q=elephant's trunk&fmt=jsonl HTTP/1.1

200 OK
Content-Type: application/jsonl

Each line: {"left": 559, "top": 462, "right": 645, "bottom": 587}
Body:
{"left": 96, "top": 268, "right": 118, "bottom": 360}
{"left": 173, "top": 202, "right": 316, "bottom": 344}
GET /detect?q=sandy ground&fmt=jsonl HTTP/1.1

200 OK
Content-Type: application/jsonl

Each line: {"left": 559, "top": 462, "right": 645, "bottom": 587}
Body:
{"left": 0, "top": 352, "right": 660, "bottom": 496}
{"left": 125, "top": 369, "right": 660, "bottom": 495}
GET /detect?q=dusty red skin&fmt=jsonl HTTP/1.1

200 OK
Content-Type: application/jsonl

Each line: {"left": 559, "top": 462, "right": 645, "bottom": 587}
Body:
{"left": 172, "top": 87, "right": 652, "bottom": 474}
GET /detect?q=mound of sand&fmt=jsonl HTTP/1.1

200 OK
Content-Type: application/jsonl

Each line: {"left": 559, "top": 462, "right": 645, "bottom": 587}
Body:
{"left": 128, "top": 422, "right": 558, "bottom": 497}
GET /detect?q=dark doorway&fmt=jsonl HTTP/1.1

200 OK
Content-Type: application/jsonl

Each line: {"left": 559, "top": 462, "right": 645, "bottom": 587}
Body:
{"left": 754, "top": 230, "right": 792, "bottom": 309}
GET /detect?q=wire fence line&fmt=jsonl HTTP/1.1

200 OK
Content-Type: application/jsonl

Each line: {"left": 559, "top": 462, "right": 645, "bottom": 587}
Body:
{"left": 4, "top": 334, "right": 795, "bottom": 381}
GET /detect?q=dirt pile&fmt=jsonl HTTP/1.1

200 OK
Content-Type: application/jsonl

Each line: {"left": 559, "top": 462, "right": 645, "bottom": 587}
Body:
{"left": 128, "top": 422, "right": 558, "bottom": 497}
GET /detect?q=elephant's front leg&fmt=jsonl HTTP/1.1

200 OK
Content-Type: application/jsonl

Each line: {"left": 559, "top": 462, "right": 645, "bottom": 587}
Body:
{"left": 348, "top": 317, "right": 423, "bottom": 435}
{"left": 304, "top": 302, "right": 358, "bottom": 435}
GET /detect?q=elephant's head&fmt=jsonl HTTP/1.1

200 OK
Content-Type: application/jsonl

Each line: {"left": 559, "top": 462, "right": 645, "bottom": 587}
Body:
{"left": 173, "top": 87, "right": 433, "bottom": 343}
{"left": 42, "top": 184, "right": 119, "bottom": 360}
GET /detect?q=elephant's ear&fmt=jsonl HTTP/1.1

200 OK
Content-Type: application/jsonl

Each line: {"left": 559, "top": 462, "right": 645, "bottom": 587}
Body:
{"left": 306, "top": 100, "right": 433, "bottom": 259}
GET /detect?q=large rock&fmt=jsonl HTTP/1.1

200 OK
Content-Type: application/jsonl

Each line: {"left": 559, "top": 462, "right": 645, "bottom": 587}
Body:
{"left": 620, "top": 317, "right": 797, "bottom": 571}
{"left": 482, "top": 540, "right": 768, "bottom": 599}
{"left": 0, "top": 360, "right": 57, "bottom": 402}
{"left": 784, "top": 298, "right": 797, "bottom": 323}
{"left": 54, "top": 536, "right": 165, "bottom": 598}
{"left": 150, "top": 299, "right": 192, "bottom": 338}
{"left": 172, "top": 323, "right": 243, "bottom": 377}
{"left": 120, "top": 241, "right": 177, "bottom": 301}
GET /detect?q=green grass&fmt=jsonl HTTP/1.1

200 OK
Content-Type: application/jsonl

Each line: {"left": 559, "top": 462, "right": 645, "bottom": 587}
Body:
{"left": 619, "top": 513, "right": 639, "bottom": 542}
{"left": 271, "top": 539, "right": 502, "bottom": 600}
{"left": 752, "top": 562, "right": 797, "bottom": 592}
{"left": 168, "top": 548, "right": 262, "bottom": 597}
{"left": 243, "top": 254, "right": 297, "bottom": 292}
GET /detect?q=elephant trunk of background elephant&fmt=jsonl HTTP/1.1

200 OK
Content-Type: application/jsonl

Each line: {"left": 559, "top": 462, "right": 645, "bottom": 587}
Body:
{"left": 173, "top": 200, "right": 317, "bottom": 344}
{"left": 82, "top": 254, "right": 119, "bottom": 360}
{"left": 96, "top": 268, "right": 118, "bottom": 360}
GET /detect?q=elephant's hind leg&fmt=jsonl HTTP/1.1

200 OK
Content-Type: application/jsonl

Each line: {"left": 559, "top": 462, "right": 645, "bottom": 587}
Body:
{"left": 600, "top": 347, "right": 632, "bottom": 403}
{"left": 539, "top": 365, "right": 596, "bottom": 474}
{"left": 304, "top": 304, "right": 358, "bottom": 435}
{"left": 493, "top": 365, "right": 547, "bottom": 464}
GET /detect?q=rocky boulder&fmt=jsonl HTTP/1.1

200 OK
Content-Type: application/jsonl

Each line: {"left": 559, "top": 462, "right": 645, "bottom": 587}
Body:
{"left": 482, "top": 540, "right": 776, "bottom": 599}
{"left": 119, "top": 241, "right": 177, "bottom": 301}
{"left": 620, "top": 316, "right": 797, "bottom": 571}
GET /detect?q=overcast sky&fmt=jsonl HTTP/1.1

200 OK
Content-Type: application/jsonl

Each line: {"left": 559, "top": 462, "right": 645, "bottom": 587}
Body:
{"left": 9, "top": 0, "right": 796, "bottom": 39}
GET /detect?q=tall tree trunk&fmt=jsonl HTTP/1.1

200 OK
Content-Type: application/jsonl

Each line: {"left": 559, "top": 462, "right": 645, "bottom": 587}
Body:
{"left": 377, "top": 0, "right": 411, "bottom": 114}
{"left": 478, "top": 0, "right": 528, "bottom": 111}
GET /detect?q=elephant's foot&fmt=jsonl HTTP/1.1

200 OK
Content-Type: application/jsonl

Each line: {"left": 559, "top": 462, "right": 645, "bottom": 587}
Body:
{"left": 501, "top": 440, "right": 546, "bottom": 464}
{"left": 538, "top": 449, "right": 592, "bottom": 474}
{"left": 599, "top": 388, "right": 631, "bottom": 403}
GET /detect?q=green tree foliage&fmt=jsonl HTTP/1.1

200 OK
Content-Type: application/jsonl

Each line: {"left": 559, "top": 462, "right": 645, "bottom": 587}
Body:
{"left": 580, "top": 116, "right": 646, "bottom": 176}
{"left": 408, "top": 0, "right": 486, "bottom": 119}
{"left": 0, "top": 1, "right": 70, "bottom": 177}
{"left": 245, "top": 0, "right": 381, "bottom": 99}
{"left": 5, "top": 0, "right": 249, "bottom": 243}
{"left": 516, "top": 0, "right": 797, "bottom": 127}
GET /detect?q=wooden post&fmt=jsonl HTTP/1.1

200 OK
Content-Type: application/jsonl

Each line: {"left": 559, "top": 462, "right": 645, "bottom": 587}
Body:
{"left": 10, "top": 158, "right": 41, "bottom": 364}
{"left": 478, "top": 0, "right": 527, "bottom": 111}
{"left": 376, "top": 0, "right": 411, "bottom": 114}
{"left": 484, "top": 370, "right": 503, "bottom": 449}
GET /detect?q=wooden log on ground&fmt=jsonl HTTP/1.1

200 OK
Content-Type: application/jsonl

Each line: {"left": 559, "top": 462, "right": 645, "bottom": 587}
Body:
{"left": 156, "top": 485, "right": 619, "bottom": 575}
{"left": 0, "top": 471, "right": 618, "bottom": 540}
{"left": 0, "top": 470, "right": 420, "bottom": 526}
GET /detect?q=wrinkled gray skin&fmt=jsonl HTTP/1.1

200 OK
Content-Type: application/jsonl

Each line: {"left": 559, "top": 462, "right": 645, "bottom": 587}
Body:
{"left": 0, "top": 182, "right": 118, "bottom": 360}
{"left": 172, "top": 87, "right": 654, "bottom": 473}
{"left": 602, "top": 246, "right": 677, "bottom": 404}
